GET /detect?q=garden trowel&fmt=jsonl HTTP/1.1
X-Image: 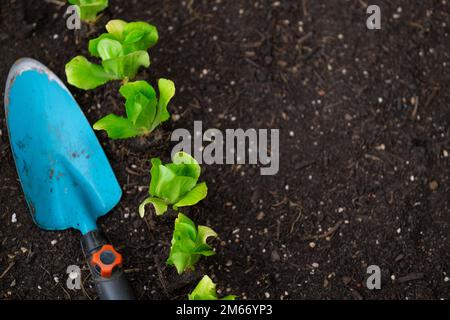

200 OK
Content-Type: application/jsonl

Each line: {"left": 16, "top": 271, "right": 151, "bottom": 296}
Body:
{"left": 4, "top": 58, "right": 135, "bottom": 300}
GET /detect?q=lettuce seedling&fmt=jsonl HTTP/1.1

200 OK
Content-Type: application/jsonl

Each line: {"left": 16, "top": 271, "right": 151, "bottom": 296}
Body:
{"left": 93, "top": 79, "right": 175, "bottom": 139}
{"left": 167, "top": 213, "right": 217, "bottom": 274}
{"left": 188, "top": 275, "right": 236, "bottom": 300}
{"left": 139, "top": 152, "right": 208, "bottom": 216}
{"left": 66, "top": 19, "right": 158, "bottom": 90}
{"left": 68, "top": 0, "right": 108, "bottom": 22}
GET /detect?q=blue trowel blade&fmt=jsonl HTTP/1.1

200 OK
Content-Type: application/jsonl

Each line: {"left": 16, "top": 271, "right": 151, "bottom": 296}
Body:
{"left": 4, "top": 58, "right": 122, "bottom": 234}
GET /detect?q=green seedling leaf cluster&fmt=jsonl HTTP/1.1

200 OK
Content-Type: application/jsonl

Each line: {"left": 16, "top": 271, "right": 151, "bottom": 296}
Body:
{"left": 188, "top": 275, "right": 236, "bottom": 300}
{"left": 139, "top": 152, "right": 208, "bottom": 216}
{"left": 167, "top": 213, "right": 217, "bottom": 274}
{"left": 68, "top": 0, "right": 108, "bottom": 22}
{"left": 66, "top": 19, "right": 158, "bottom": 90}
{"left": 93, "top": 79, "right": 175, "bottom": 139}
{"left": 63, "top": 13, "right": 235, "bottom": 299}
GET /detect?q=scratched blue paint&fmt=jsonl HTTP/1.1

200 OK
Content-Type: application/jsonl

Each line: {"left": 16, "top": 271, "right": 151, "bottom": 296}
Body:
{"left": 5, "top": 59, "right": 122, "bottom": 234}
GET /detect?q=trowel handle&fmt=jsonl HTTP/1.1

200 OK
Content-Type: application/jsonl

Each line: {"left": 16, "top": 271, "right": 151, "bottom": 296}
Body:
{"left": 81, "top": 230, "right": 135, "bottom": 300}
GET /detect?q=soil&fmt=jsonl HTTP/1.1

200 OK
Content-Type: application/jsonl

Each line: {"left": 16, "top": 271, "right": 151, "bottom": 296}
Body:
{"left": 0, "top": 0, "right": 449, "bottom": 300}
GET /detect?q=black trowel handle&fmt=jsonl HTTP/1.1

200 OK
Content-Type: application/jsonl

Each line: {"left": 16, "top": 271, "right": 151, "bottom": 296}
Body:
{"left": 81, "top": 230, "right": 135, "bottom": 300}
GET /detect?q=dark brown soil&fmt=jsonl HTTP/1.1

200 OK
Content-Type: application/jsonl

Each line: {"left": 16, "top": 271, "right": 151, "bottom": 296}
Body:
{"left": 1, "top": 0, "right": 449, "bottom": 300}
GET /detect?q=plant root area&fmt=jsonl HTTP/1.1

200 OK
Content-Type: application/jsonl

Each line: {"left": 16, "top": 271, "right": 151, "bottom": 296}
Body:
{"left": 0, "top": 0, "right": 449, "bottom": 299}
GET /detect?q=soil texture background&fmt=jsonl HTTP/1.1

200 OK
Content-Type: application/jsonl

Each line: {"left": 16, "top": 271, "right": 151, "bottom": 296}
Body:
{"left": 0, "top": 0, "right": 449, "bottom": 299}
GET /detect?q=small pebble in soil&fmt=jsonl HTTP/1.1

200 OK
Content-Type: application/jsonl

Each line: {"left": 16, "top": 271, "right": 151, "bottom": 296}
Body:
{"left": 289, "top": 131, "right": 295, "bottom": 137}
{"left": 11, "top": 213, "right": 17, "bottom": 223}
{"left": 443, "top": 149, "right": 449, "bottom": 157}
{"left": 378, "top": 97, "right": 383, "bottom": 104}
{"left": 444, "top": 277, "right": 449, "bottom": 282}
{"left": 271, "top": 250, "right": 281, "bottom": 262}
{"left": 225, "top": 260, "right": 233, "bottom": 267}
{"left": 342, "top": 276, "right": 352, "bottom": 285}
{"left": 397, "top": 228, "right": 401, "bottom": 234}
{"left": 312, "top": 262, "right": 319, "bottom": 268}
{"left": 201, "top": 69, "right": 209, "bottom": 76}
{"left": 264, "top": 292, "right": 270, "bottom": 298}
{"left": 429, "top": 180, "right": 438, "bottom": 191}
{"left": 51, "top": 240, "right": 58, "bottom": 246}
{"left": 391, "top": 275, "right": 396, "bottom": 281}
{"left": 309, "top": 242, "right": 316, "bottom": 248}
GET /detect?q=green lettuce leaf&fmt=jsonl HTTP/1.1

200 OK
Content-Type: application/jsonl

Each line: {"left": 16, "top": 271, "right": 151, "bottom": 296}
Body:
{"left": 105, "top": 19, "right": 127, "bottom": 40}
{"left": 101, "top": 50, "right": 150, "bottom": 80}
{"left": 120, "top": 80, "right": 157, "bottom": 127}
{"left": 139, "top": 152, "right": 207, "bottom": 216}
{"left": 139, "top": 197, "right": 168, "bottom": 217}
{"left": 66, "top": 19, "right": 158, "bottom": 90}
{"left": 65, "top": 56, "right": 116, "bottom": 90}
{"left": 88, "top": 33, "right": 117, "bottom": 57}
{"left": 188, "top": 276, "right": 237, "bottom": 300}
{"left": 160, "top": 176, "right": 197, "bottom": 204}
{"left": 97, "top": 38, "right": 123, "bottom": 60}
{"left": 151, "top": 79, "right": 175, "bottom": 130}
{"left": 174, "top": 182, "right": 208, "bottom": 208}
{"left": 167, "top": 213, "right": 217, "bottom": 274}
{"left": 93, "top": 79, "right": 174, "bottom": 139}
{"left": 122, "top": 21, "right": 159, "bottom": 54}
{"left": 92, "top": 114, "right": 142, "bottom": 139}
{"left": 68, "top": 0, "right": 108, "bottom": 22}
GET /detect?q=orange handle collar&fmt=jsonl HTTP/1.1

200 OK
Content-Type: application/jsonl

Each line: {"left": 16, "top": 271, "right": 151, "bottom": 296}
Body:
{"left": 91, "top": 244, "right": 123, "bottom": 278}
